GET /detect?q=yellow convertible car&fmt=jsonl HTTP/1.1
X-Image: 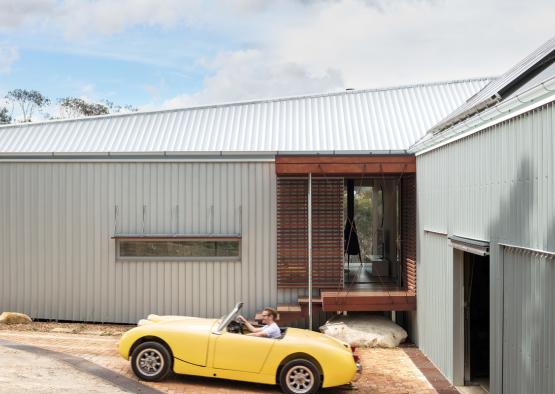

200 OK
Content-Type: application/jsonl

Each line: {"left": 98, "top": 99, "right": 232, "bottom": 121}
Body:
{"left": 119, "top": 302, "right": 361, "bottom": 394}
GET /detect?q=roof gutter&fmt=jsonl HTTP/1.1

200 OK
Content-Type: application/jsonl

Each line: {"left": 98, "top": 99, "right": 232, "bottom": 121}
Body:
{"left": 0, "top": 149, "right": 411, "bottom": 162}
{"left": 410, "top": 74, "right": 555, "bottom": 155}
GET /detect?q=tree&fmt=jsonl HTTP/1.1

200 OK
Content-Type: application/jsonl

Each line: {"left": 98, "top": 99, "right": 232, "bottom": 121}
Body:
{"left": 0, "top": 107, "right": 11, "bottom": 124}
{"left": 102, "top": 99, "right": 138, "bottom": 113}
{"left": 58, "top": 97, "right": 109, "bottom": 118}
{"left": 5, "top": 89, "right": 50, "bottom": 122}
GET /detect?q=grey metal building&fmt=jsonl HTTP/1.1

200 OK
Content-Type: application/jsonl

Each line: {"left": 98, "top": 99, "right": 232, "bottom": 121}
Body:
{"left": 0, "top": 79, "right": 489, "bottom": 324}
{"left": 411, "top": 37, "right": 555, "bottom": 393}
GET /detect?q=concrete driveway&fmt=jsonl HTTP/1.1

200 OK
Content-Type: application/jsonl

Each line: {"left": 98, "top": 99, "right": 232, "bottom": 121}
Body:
{"left": 0, "top": 345, "right": 128, "bottom": 393}
{"left": 0, "top": 325, "right": 455, "bottom": 393}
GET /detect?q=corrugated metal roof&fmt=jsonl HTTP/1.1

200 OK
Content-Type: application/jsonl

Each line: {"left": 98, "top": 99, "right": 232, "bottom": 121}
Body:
{"left": 0, "top": 78, "right": 491, "bottom": 156}
{"left": 430, "top": 36, "right": 555, "bottom": 134}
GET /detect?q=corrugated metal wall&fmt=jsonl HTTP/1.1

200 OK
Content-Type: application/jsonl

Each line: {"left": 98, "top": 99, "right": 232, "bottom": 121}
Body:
{"left": 416, "top": 102, "right": 555, "bottom": 393}
{"left": 416, "top": 231, "right": 454, "bottom": 380}
{"left": 503, "top": 247, "right": 555, "bottom": 393}
{"left": 0, "top": 161, "right": 278, "bottom": 323}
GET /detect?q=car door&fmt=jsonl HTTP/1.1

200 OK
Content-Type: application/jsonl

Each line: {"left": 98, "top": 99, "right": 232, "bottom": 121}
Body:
{"left": 160, "top": 321, "right": 212, "bottom": 366}
{"left": 212, "top": 332, "right": 276, "bottom": 373}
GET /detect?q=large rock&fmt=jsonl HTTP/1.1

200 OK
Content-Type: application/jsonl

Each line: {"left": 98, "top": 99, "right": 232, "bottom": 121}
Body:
{"left": 0, "top": 312, "right": 32, "bottom": 325}
{"left": 320, "top": 314, "right": 407, "bottom": 348}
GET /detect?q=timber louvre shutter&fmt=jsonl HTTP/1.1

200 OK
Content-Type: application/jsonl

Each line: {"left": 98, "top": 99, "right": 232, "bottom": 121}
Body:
{"left": 277, "top": 177, "right": 344, "bottom": 288}
{"left": 401, "top": 174, "right": 417, "bottom": 293}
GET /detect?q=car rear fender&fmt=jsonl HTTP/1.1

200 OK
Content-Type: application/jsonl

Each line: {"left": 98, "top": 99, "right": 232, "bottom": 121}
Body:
{"left": 276, "top": 352, "right": 323, "bottom": 383}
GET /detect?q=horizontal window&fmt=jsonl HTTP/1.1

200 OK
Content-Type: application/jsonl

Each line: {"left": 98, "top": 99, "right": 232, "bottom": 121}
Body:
{"left": 117, "top": 239, "right": 240, "bottom": 261}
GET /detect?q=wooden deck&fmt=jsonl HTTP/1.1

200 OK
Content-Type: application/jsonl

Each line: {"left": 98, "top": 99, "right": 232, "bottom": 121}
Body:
{"left": 314, "top": 262, "right": 418, "bottom": 312}
{"left": 321, "top": 289, "right": 416, "bottom": 312}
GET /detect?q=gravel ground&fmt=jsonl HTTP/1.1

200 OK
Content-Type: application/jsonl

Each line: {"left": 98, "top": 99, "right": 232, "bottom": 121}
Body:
{"left": 0, "top": 321, "right": 133, "bottom": 336}
{"left": 0, "top": 345, "right": 130, "bottom": 393}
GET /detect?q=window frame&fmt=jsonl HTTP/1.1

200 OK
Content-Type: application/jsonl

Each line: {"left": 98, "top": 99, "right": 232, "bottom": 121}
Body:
{"left": 114, "top": 235, "right": 242, "bottom": 262}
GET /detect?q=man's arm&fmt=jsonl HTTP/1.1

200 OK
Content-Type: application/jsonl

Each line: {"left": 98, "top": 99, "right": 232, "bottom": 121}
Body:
{"left": 238, "top": 315, "right": 263, "bottom": 333}
{"left": 247, "top": 330, "right": 268, "bottom": 337}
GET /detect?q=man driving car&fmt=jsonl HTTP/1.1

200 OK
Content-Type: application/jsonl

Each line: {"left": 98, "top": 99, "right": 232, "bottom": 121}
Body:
{"left": 238, "top": 307, "right": 281, "bottom": 338}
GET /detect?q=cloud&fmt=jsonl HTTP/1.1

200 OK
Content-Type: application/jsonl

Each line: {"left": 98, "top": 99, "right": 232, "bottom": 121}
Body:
{"left": 160, "top": 49, "right": 344, "bottom": 108}
{"left": 0, "top": 0, "right": 198, "bottom": 35}
{"left": 57, "top": 0, "right": 203, "bottom": 38}
{"left": 0, "top": 44, "right": 19, "bottom": 73}
{"left": 272, "top": 0, "right": 555, "bottom": 88}
{"left": 159, "top": 0, "right": 555, "bottom": 108}
{"left": 2, "top": 0, "right": 554, "bottom": 110}
{"left": 0, "top": 0, "right": 56, "bottom": 30}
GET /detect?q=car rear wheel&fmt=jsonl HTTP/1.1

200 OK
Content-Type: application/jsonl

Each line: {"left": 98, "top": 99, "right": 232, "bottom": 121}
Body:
{"left": 130, "top": 341, "right": 172, "bottom": 381}
{"left": 279, "top": 359, "right": 321, "bottom": 394}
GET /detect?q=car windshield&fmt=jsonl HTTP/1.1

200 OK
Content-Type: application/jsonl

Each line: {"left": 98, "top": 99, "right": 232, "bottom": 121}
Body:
{"left": 215, "top": 302, "right": 243, "bottom": 333}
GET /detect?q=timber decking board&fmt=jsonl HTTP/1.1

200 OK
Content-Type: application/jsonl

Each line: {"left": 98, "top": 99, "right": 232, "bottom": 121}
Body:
{"left": 321, "top": 289, "right": 416, "bottom": 311}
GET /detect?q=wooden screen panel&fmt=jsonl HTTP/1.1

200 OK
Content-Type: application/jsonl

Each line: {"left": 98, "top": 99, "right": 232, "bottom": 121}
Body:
{"left": 277, "top": 177, "right": 344, "bottom": 288}
{"left": 311, "top": 178, "right": 344, "bottom": 287}
{"left": 277, "top": 178, "right": 308, "bottom": 287}
{"left": 401, "top": 174, "right": 417, "bottom": 293}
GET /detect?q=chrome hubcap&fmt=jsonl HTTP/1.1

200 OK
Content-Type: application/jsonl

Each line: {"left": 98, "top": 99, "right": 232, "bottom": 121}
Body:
{"left": 136, "top": 348, "right": 164, "bottom": 376}
{"left": 286, "top": 365, "right": 314, "bottom": 393}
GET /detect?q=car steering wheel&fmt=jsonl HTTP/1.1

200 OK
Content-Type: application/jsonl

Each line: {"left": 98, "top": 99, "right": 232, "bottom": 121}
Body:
{"left": 235, "top": 317, "right": 246, "bottom": 333}
{"left": 226, "top": 319, "right": 244, "bottom": 334}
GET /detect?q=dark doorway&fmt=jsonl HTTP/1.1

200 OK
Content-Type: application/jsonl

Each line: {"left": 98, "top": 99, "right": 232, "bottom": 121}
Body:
{"left": 464, "top": 252, "right": 490, "bottom": 389}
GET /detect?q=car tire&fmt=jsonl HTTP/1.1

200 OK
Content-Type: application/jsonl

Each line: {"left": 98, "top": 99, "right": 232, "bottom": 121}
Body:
{"left": 130, "top": 341, "right": 172, "bottom": 381}
{"left": 279, "top": 358, "right": 321, "bottom": 394}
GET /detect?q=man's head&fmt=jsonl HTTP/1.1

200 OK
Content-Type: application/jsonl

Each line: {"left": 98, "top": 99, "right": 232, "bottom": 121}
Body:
{"left": 261, "top": 307, "right": 277, "bottom": 324}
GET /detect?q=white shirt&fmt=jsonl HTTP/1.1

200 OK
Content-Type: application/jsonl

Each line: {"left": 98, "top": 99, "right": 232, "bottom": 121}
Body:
{"left": 262, "top": 322, "right": 281, "bottom": 339}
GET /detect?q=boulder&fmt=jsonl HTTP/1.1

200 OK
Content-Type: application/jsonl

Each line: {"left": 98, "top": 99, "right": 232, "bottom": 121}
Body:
{"left": 320, "top": 314, "right": 407, "bottom": 348}
{"left": 0, "top": 312, "right": 32, "bottom": 325}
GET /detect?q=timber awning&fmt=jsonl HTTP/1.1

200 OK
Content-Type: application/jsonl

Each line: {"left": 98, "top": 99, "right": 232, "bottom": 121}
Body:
{"left": 276, "top": 155, "right": 416, "bottom": 175}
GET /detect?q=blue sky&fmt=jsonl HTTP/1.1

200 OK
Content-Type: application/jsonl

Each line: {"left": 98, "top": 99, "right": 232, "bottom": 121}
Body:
{"left": 0, "top": 0, "right": 554, "bottom": 118}
{"left": 1, "top": 29, "right": 212, "bottom": 106}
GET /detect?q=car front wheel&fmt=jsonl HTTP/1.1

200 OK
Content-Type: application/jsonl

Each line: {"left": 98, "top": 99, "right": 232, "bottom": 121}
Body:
{"left": 130, "top": 341, "right": 172, "bottom": 381}
{"left": 279, "top": 359, "right": 321, "bottom": 394}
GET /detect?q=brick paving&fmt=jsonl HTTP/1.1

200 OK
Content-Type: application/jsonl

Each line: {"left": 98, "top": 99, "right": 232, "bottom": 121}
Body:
{"left": 402, "top": 345, "right": 458, "bottom": 394}
{"left": 0, "top": 330, "right": 447, "bottom": 393}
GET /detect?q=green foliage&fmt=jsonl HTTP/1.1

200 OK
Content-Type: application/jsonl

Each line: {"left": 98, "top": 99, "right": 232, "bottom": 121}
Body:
{"left": 58, "top": 97, "right": 109, "bottom": 118}
{"left": 4, "top": 89, "right": 138, "bottom": 123}
{"left": 0, "top": 107, "right": 11, "bottom": 124}
{"left": 101, "top": 99, "right": 138, "bottom": 113}
{"left": 344, "top": 186, "right": 374, "bottom": 256}
{"left": 5, "top": 89, "right": 50, "bottom": 122}
{"left": 354, "top": 187, "right": 373, "bottom": 256}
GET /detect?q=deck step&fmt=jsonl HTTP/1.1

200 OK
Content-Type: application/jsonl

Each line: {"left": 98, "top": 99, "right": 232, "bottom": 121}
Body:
{"left": 277, "top": 304, "right": 302, "bottom": 313}
{"left": 297, "top": 297, "right": 323, "bottom": 304}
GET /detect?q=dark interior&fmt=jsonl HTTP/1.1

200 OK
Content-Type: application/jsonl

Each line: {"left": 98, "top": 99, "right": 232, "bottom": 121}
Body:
{"left": 464, "top": 252, "right": 490, "bottom": 385}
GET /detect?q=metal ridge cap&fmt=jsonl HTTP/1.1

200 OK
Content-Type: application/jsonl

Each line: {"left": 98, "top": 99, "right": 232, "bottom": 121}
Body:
{"left": 428, "top": 44, "right": 555, "bottom": 135}
{"left": 429, "top": 94, "right": 501, "bottom": 135}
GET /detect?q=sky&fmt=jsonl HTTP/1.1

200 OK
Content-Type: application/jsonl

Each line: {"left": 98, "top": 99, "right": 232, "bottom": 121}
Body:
{"left": 0, "top": 0, "right": 554, "bottom": 117}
